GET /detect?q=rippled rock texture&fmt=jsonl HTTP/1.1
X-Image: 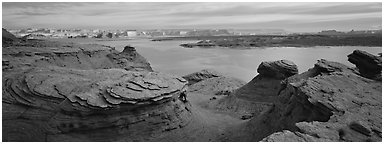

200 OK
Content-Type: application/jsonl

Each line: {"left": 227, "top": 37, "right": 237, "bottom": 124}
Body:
{"left": 182, "top": 69, "right": 223, "bottom": 85}
{"left": 3, "top": 67, "right": 190, "bottom": 141}
{"left": 2, "top": 34, "right": 191, "bottom": 141}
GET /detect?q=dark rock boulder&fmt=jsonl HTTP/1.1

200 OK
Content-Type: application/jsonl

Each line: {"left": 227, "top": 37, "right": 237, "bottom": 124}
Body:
{"left": 122, "top": 45, "right": 137, "bottom": 53}
{"left": 2, "top": 28, "right": 19, "bottom": 46}
{"left": 257, "top": 60, "right": 298, "bottom": 79}
{"left": 2, "top": 66, "right": 190, "bottom": 141}
{"left": 348, "top": 50, "right": 382, "bottom": 81}
{"left": 182, "top": 69, "right": 223, "bottom": 85}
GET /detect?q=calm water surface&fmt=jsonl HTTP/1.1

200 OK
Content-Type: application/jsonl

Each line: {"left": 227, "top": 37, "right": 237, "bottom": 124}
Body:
{"left": 74, "top": 38, "right": 382, "bottom": 82}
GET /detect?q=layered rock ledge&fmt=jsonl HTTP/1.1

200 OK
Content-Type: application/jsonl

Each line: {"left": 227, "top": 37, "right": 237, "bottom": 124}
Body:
{"left": 3, "top": 67, "right": 190, "bottom": 141}
{"left": 2, "top": 42, "right": 152, "bottom": 72}
{"left": 182, "top": 69, "right": 223, "bottom": 85}
{"left": 206, "top": 60, "right": 298, "bottom": 119}
{"left": 2, "top": 30, "right": 191, "bottom": 142}
{"left": 224, "top": 51, "right": 381, "bottom": 142}
{"left": 257, "top": 59, "right": 298, "bottom": 79}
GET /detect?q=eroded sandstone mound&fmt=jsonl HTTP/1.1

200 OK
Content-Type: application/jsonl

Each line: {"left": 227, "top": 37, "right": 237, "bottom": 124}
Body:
{"left": 3, "top": 67, "right": 190, "bottom": 141}
{"left": 2, "top": 37, "right": 191, "bottom": 141}
{"left": 224, "top": 55, "right": 381, "bottom": 142}
{"left": 182, "top": 70, "right": 247, "bottom": 119}
{"left": 256, "top": 59, "right": 298, "bottom": 79}
{"left": 260, "top": 70, "right": 381, "bottom": 141}
{"left": 187, "top": 76, "right": 245, "bottom": 95}
{"left": 182, "top": 69, "right": 223, "bottom": 85}
{"left": 213, "top": 60, "right": 298, "bottom": 119}
{"left": 2, "top": 42, "right": 152, "bottom": 71}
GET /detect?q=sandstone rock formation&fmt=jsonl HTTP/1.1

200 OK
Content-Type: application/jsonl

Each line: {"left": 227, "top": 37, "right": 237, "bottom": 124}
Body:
{"left": 224, "top": 57, "right": 381, "bottom": 142}
{"left": 3, "top": 66, "right": 190, "bottom": 141}
{"left": 2, "top": 38, "right": 190, "bottom": 141}
{"left": 187, "top": 76, "right": 245, "bottom": 95}
{"left": 181, "top": 70, "right": 248, "bottom": 119}
{"left": 257, "top": 59, "right": 298, "bottom": 79}
{"left": 106, "top": 45, "right": 153, "bottom": 71}
{"left": 348, "top": 50, "right": 382, "bottom": 81}
{"left": 3, "top": 30, "right": 382, "bottom": 142}
{"left": 2, "top": 41, "right": 152, "bottom": 72}
{"left": 212, "top": 60, "right": 297, "bottom": 119}
{"left": 182, "top": 69, "right": 223, "bottom": 85}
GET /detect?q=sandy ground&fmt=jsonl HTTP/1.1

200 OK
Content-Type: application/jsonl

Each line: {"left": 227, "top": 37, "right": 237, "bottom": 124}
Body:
{"left": 152, "top": 92, "right": 246, "bottom": 142}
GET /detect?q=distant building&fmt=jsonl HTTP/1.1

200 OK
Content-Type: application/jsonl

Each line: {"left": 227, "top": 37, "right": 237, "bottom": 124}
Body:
{"left": 347, "top": 29, "right": 382, "bottom": 35}
{"left": 127, "top": 30, "right": 137, "bottom": 37}
{"left": 93, "top": 29, "right": 101, "bottom": 33}
{"left": 180, "top": 31, "right": 188, "bottom": 36}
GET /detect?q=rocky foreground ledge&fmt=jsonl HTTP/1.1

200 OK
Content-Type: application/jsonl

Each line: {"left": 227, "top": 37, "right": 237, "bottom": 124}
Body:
{"left": 3, "top": 67, "right": 190, "bottom": 141}
{"left": 2, "top": 29, "right": 191, "bottom": 141}
{"left": 220, "top": 50, "right": 382, "bottom": 142}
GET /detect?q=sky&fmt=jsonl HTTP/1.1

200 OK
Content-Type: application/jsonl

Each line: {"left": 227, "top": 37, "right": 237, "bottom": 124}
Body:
{"left": 2, "top": 2, "right": 382, "bottom": 32}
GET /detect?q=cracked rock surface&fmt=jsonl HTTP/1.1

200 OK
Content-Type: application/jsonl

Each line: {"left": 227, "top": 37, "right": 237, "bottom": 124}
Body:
{"left": 3, "top": 66, "right": 191, "bottom": 142}
{"left": 3, "top": 67, "right": 191, "bottom": 141}
{"left": 2, "top": 34, "right": 191, "bottom": 142}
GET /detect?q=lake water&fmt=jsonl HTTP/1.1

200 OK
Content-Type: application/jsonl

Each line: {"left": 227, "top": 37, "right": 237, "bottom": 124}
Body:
{"left": 72, "top": 38, "right": 381, "bottom": 82}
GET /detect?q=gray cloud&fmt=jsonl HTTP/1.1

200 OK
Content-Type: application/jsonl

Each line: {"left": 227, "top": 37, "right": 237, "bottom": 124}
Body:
{"left": 303, "top": 3, "right": 381, "bottom": 15}
{"left": 166, "top": 2, "right": 381, "bottom": 17}
{"left": 2, "top": 2, "right": 382, "bottom": 32}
